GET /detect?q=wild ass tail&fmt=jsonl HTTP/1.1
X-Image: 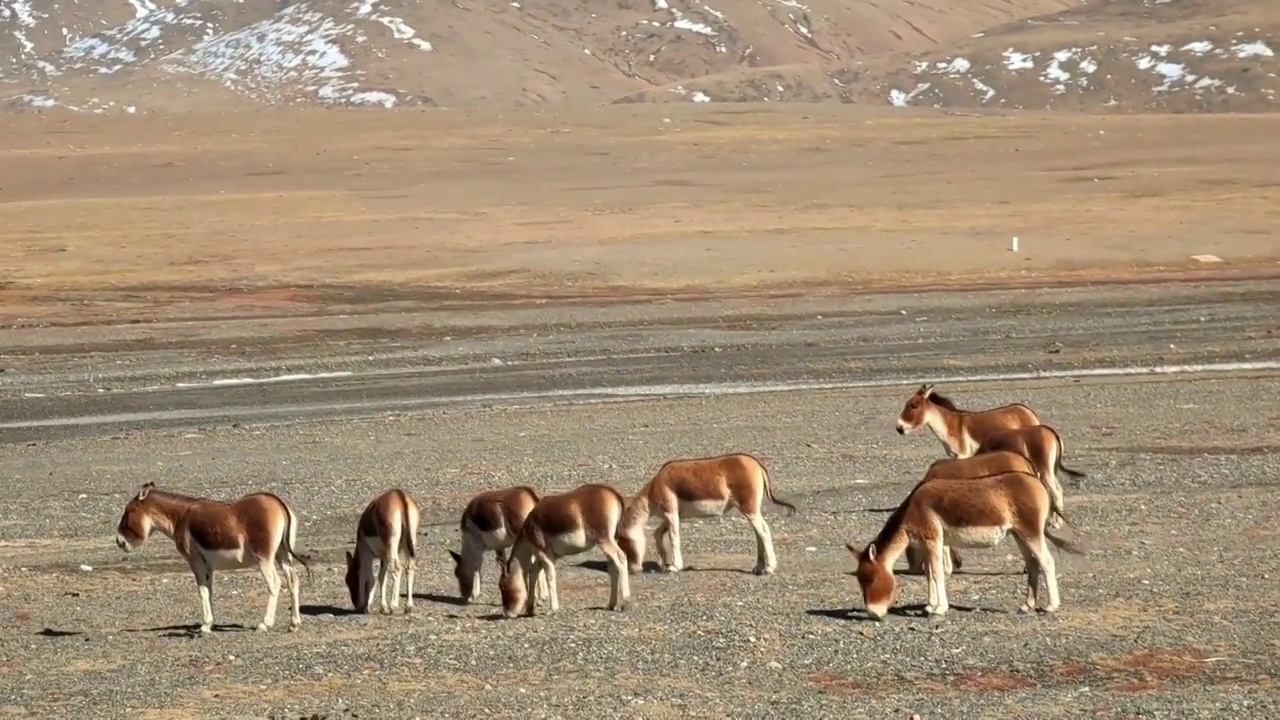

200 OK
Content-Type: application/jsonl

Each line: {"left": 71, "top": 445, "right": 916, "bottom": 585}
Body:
{"left": 1050, "top": 426, "right": 1088, "bottom": 480}
{"left": 1045, "top": 527, "right": 1089, "bottom": 556}
{"left": 758, "top": 459, "right": 798, "bottom": 517}
{"left": 270, "top": 493, "right": 314, "bottom": 581}
{"left": 399, "top": 489, "right": 417, "bottom": 560}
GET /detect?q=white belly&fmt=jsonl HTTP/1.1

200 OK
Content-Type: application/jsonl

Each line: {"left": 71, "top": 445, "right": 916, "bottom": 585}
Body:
{"left": 678, "top": 499, "right": 729, "bottom": 519}
{"left": 477, "top": 528, "right": 511, "bottom": 551}
{"left": 547, "top": 528, "right": 590, "bottom": 557}
{"left": 200, "top": 546, "right": 252, "bottom": 570}
{"left": 942, "top": 524, "right": 1010, "bottom": 549}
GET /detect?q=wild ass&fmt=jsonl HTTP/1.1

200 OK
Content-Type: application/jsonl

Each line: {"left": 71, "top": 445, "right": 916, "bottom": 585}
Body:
{"left": 895, "top": 384, "right": 1040, "bottom": 459}
{"left": 115, "top": 482, "right": 309, "bottom": 634}
{"left": 448, "top": 485, "right": 547, "bottom": 604}
{"left": 499, "top": 483, "right": 631, "bottom": 619}
{"left": 974, "top": 424, "right": 1086, "bottom": 529}
{"left": 902, "top": 450, "right": 1044, "bottom": 574}
{"left": 345, "top": 488, "right": 421, "bottom": 615}
{"left": 846, "top": 470, "right": 1085, "bottom": 620}
{"left": 616, "top": 453, "right": 797, "bottom": 576}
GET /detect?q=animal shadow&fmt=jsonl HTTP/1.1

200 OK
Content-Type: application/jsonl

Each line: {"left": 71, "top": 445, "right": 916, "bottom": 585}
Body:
{"left": 576, "top": 559, "right": 753, "bottom": 575}
{"left": 807, "top": 603, "right": 994, "bottom": 623}
{"left": 127, "top": 623, "right": 254, "bottom": 638}
{"left": 412, "top": 592, "right": 468, "bottom": 607}
{"left": 299, "top": 604, "right": 363, "bottom": 618}
{"left": 36, "top": 627, "right": 85, "bottom": 638}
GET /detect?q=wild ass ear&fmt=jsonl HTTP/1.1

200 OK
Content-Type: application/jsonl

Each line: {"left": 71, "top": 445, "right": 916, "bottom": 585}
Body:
{"left": 920, "top": 384, "right": 936, "bottom": 398}
{"left": 345, "top": 550, "right": 354, "bottom": 563}
{"left": 448, "top": 549, "right": 463, "bottom": 564}
{"left": 866, "top": 544, "right": 877, "bottom": 562}
{"left": 137, "top": 484, "right": 152, "bottom": 500}
{"left": 844, "top": 542, "right": 859, "bottom": 557}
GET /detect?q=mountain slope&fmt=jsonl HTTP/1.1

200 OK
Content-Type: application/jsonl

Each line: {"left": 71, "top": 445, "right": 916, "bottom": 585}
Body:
{"left": 844, "top": 0, "right": 1280, "bottom": 111}
{"left": 2, "top": 0, "right": 1082, "bottom": 111}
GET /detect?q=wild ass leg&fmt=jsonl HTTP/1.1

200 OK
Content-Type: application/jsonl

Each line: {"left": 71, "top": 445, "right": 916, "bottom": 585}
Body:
{"left": 282, "top": 560, "right": 302, "bottom": 630}
{"left": 923, "top": 543, "right": 939, "bottom": 614}
{"left": 403, "top": 542, "right": 416, "bottom": 614}
{"left": 663, "top": 512, "right": 684, "bottom": 572}
{"left": 743, "top": 512, "right": 777, "bottom": 576}
{"left": 599, "top": 539, "right": 632, "bottom": 612}
{"left": 1013, "top": 534, "right": 1041, "bottom": 614}
{"left": 537, "top": 554, "right": 561, "bottom": 615}
{"left": 1030, "top": 534, "right": 1061, "bottom": 612}
{"left": 256, "top": 560, "right": 284, "bottom": 632}
{"left": 927, "top": 541, "right": 951, "bottom": 617}
{"left": 654, "top": 521, "right": 672, "bottom": 569}
{"left": 190, "top": 554, "right": 216, "bottom": 635}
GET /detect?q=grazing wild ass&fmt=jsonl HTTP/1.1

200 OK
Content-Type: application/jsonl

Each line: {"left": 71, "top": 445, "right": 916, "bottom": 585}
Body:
{"left": 448, "top": 485, "right": 548, "bottom": 604}
{"left": 499, "top": 483, "right": 631, "bottom": 619}
{"left": 895, "top": 384, "right": 1040, "bottom": 459}
{"left": 115, "top": 482, "right": 309, "bottom": 634}
{"left": 846, "top": 471, "right": 1085, "bottom": 620}
{"left": 975, "top": 424, "right": 1086, "bottom": 529}
{"left": 616, "top": 453, "right": 797, "bottom": 576}
{"left": 902, "top": 450, "right": 1039, "bottom": 574}
{"left": 345, "top": 488, "right": 421, "bottom": 615}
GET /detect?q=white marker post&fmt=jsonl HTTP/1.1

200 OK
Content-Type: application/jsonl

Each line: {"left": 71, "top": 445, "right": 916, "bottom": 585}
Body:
{"left": 1011, "top": 236, "right": 1019, "bottom": 253}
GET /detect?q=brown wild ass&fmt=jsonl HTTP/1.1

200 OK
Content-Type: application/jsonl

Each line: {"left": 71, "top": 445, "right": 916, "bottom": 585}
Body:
{"left": 448, "top": 485, "right": 548, "bottom": 604}
{"left": 895, "top": 384, "right": 1040, "bottom": 459}
{"left": 115, "top": 482, "right": 309, "bottom": 634}
{"left": 846, "top": 471, "right": 1085, "bottom": 620}
{"left": 499, "top": 483, "right": 631, "bottom": 619}
{"left": 974, "top": 424, "right": 1086, "bottom": 529}
{"left": 902, "top": 449, "right": 1038, "bottom": 574}
{"left": 616, "top": 453, "right": 797, "bottom": 576}
{"left": 345, "top": 488, "right": 421, "bottom": 614}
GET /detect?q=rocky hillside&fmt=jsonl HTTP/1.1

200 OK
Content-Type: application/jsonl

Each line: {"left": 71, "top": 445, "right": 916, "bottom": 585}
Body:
{"left": 2, "top": 0, "right": 1277, "bottom": 112}
{"left": 850, "top": 0, "right": 1280, "bottom": 112}
{"left": 0, "top": 0, "right": 1078, "bottom": 111}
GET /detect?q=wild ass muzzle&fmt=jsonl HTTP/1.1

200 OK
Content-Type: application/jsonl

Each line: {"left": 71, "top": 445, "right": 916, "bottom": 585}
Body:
{"left": 846, "top": 470, "right": 1086, "bottom": 620}
{"left": 499, "top": 483, "right": 631, "bottom": 619}
{"left": 115, "top": 482, "right": 310, "bottom": 635}
{"left": 975, "top": 424, "right": 1086, "bottom": 530}
{"left": 345, "top": 488, "right": 421, "bottom": 615}
{"left": 448, "top": 485, "right": 548, "bottom": 604}
{"left": 895, "top": 384, "right": 1040, "bottom": 459}
{"left": 616, "top": 453, "right": 797, "bottom": 576}
{"left": 902, "top": 450, "right": 1038, "bottom": 575}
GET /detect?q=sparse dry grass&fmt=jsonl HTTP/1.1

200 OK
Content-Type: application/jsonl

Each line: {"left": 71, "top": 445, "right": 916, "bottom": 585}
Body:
{"left": 2, "top": 106, "right": 1279, "bottom": 325}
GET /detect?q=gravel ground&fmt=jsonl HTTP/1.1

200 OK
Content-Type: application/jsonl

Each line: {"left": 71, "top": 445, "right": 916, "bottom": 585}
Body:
{"left": 2, "top": 373, "right": 1278, "bottom": 718}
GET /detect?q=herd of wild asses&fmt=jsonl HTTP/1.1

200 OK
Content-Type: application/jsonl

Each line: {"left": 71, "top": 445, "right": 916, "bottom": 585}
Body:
{"left": 113, "top": 383, "right": 1090, "bottom": 634}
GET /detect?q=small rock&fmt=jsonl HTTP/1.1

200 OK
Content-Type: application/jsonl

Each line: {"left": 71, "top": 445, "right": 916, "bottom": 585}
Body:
{"left": 766, "top": 660, "right": 783, "bottom": 670}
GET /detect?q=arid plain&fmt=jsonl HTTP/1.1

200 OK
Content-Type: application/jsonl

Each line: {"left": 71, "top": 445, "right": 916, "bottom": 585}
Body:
{"left": 1, "top": 102, "right": 1279, "bottom": 718}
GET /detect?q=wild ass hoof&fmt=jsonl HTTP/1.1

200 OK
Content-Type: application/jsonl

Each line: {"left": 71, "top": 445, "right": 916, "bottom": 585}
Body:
{"left": 198, "top": 624, "right": 213, "bottom": 635}
{"left": 1018, "top": 603, "right": 1035, "bottom": 615}
{"left": 256, "top": 622, "right": 271, "bottom": 632}
{"left": 662, "top": 564, "right": 681, "bottom": 574}
{"left": 1042, "top": 603, "right": 1060, "bottom": 614}
{"left": 925, "top": 604, "right": 949, "bottom": 618}
{"left": 753, "top": 565, "right": 776, "bottom": 576}
{"left": 290, "top": 619, "right": 301, "bottom": 631}
{"left": 1048, "top": 516, "right": 1065, "bottom": 531}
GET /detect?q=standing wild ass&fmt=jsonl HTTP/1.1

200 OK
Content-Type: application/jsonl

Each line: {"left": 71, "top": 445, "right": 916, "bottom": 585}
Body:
{"left": 847, "top": 470, "right": 1086, "bottom": 620}
{"left": 616, "top": 453, "right": 797, "bottom": 576}
{"left": 448, "top": 485, "right": 547, "bottom": 604}
{"left": 895, "top": 384, "right": 1041, "bottom": 459}
{"left": 902, "top": 449, "right": 1040, "bottom": 575}
{"left": 499, "top": 483, "right": 631, "bottom": 619}
{"left": 345, "top": 488, "right": 421, "bottom": 615}
{"left": 115, "top": 482, "right": 309, "bottom": 634}
{"left": 975, "top": 424, "right": 1086, "bottom": 529}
